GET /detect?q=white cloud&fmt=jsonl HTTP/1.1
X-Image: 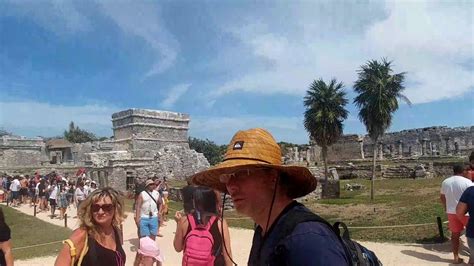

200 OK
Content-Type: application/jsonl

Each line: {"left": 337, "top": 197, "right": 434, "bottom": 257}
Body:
{"left": 208, "top": 1, "right": 474, "bottom": 104}
{"left": 161, "top": 83, "right": 191, "bottom": 108}
{"left": 98, "top": 2, "right": 178, "bottom": 78}
{"left": 0, "top": 100, "right": 119, "bottom": 137}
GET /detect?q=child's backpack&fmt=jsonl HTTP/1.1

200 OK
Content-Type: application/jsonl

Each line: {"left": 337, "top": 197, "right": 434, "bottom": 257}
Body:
{"left": 183, "top": 214, "right": 217, "bottom": 266}
{"left": 274, "top": 203, "right": 382, "bottom": 266}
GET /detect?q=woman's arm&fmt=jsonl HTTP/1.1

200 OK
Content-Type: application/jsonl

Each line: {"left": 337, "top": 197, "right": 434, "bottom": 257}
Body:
{"left": 0, "top": 240, "right": 13, "bottom": 266}
{"left": 54, "top": 228, "right": 87, "bottom": 266}
{"left": 220, "top": 218, "right": 233, "bottom": 266}
{"left": 173, "top": 214, "right": 187, "bottom": 252}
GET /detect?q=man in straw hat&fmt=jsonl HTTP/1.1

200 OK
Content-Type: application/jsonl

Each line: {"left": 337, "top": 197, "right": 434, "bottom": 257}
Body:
{"left": 192, "top": 128, "right": 348, "bottom": 265}
{"left": 135, "top": 179, "right": 162, "bottom": 239}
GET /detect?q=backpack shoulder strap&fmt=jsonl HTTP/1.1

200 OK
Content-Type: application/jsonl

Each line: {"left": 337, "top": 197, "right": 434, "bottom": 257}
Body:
{"left": 187, "top": 214, "right": 197, "bottom": 230}
{"left": 63, "top": 239, "right": 76, "bottom": 266}
{"left": 204, "top": 216, "right": 217, "bottom": 231}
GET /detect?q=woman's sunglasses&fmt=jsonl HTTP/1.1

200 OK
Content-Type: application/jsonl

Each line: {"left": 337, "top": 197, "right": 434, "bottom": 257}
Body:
{"left": 91, "top": 203, "right": 114, "bottom": 213}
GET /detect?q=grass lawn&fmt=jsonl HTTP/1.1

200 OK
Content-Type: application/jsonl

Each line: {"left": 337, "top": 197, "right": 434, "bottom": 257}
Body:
{"left": 4, "top": 206, "right": 72, "bottom": 260}
{"left": 313, "top": 177, "right": 448, "bottom": 243}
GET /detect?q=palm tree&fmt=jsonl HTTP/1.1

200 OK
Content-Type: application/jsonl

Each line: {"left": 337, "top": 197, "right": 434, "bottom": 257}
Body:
{"left": 353, "top": 58, "right": 411, "bottom": 200}
{"left": 304, "top": 78, "right": 348, "bottom": 195}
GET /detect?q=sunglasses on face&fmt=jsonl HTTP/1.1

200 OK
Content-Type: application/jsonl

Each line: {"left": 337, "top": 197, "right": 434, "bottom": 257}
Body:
{"left": 219, "top": 167, "right": 270, "bottom": 183}
{"left": 91, "top": 203, "right": 114, "bottom": 213}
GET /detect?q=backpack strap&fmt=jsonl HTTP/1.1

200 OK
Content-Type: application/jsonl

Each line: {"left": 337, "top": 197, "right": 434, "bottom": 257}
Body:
{"left": 187, "top": 214, "right": 197, "bottom": 230}
{"left": 62, "top": 234, "right": 89, "bottom": 266}
{"left": 204, "top": 216, "right": 217, "bottom": 231}
{"left": 62, "top": 239, "right": 76, "bottom": 266}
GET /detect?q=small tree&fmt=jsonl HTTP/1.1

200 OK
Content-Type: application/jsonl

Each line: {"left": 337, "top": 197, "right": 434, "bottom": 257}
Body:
{"left": 188, "top": 137, "right": 226, "bottom": 165}
{"left": 64, "top": 121, "right": 97, "bottom": 143}
{"left": 353, "top": 58, "right": 411, "bottom": 200}
{"left": 304, "top": 78, "right": 348, "bottom": 193}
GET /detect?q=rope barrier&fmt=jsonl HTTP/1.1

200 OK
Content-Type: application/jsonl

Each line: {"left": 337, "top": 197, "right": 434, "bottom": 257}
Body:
{"left": 12, "top": 240, "right": 64, "bottom": 251}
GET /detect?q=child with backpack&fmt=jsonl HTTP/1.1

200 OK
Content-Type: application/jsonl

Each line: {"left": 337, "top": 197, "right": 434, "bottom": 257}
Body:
{"left": 173, "top": 186, "right": 233, "bottom": 266}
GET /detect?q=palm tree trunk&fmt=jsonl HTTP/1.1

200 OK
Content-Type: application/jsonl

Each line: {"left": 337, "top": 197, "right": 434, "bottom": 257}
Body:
{"left": 371, "top": 138, "right": 377, "bottom": 201}
{"left": 323, "top": 145, "right": 328, "bottom": 197}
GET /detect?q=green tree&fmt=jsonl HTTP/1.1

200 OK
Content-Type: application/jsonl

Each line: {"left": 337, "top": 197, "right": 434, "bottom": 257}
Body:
{"left": 64, "top": 121, "right": 97, "bottom": 143}
{"left": 353, "top": 58, "right": 411, "bottom": 200}
{"left": 188, "top": 137, "right": 226, "bottom": 165}
{"left": 304, "top": 78, "right": 348, "bottom": 193}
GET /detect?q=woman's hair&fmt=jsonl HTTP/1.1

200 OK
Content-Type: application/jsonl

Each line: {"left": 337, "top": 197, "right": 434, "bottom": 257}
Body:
{"left": 181, "top": 185, "right": 218, "bottom": 224}
{"left": 78, "top": 187, "right": 126, "bottom": 236}
{"left": 181, "top": 185, "right": 196, "bottom": 214}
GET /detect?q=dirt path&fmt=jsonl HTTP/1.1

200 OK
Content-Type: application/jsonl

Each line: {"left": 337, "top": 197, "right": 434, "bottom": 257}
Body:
{"left": 12, "top": 203, "right": 469, "bottom": 266}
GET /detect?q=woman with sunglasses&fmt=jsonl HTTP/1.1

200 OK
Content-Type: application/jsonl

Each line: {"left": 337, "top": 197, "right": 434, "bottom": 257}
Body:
{"left": 55, "top": 187, "right": 127, "bottom": 266}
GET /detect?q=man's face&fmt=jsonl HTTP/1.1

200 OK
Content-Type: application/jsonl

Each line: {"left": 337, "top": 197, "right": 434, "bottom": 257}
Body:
{"left": 222, "top": 167, "right": 277, "bottom": 218}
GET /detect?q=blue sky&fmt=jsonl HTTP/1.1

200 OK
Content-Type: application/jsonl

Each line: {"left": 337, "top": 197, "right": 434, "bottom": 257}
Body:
{"left": 0, "top": 0, "right": 473, "bottom": 144}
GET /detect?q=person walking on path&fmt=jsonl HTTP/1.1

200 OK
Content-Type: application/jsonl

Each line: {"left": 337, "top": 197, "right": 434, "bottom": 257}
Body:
{"left": 457, "top": 168, "right": 474, "bottom": 266}
{"left": 9, "top": 177, "right": 20, "bottom": 207}
{"left": 55, "top": 187, "right": 126, "bottom": 266}
{"left": 192, "top": 128, "right": 348, "bottom": 265}
{"left": 49, "top": 182, "right": 59, "bottom": 218}
{"left": 135, "top": 180, "right": 162, "bottom": 240}
{"left": 441, "top": 163, "right": 473, "bottom": 264}
{"left": 74, "top": 182, "right": 86, "bottom": 217}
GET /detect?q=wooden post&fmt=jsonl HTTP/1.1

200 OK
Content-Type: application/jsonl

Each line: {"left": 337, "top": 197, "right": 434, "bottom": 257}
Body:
{"left": 64, "top": 214, "right": 68, "bottom": 228}
{"left": 437, "top": 216, "right": 444, "bottom": 240}
{"left": 34, "top": 204, "right": 37, "bottom": 217}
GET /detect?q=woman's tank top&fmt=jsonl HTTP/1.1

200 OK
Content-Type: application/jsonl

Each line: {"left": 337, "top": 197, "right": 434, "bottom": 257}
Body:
{"left": 75, "top": 227, "right": 126, "bottom": 266}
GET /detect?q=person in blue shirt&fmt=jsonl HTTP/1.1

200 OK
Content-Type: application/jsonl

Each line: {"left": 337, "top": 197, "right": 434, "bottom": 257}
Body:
{"left": 456, "top": 163, "right": 474, "bottom": 265}
{"left": 192, "top": 128, "right": 349, "bottom": 265}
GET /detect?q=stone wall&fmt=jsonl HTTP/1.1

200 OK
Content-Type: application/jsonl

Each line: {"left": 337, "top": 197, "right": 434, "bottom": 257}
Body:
{"left": 112, "top": 109, "right": 189, "bottom": 152}
{"left": 292, "top": 126, "right": 474, "bottom": 164}
{"left": 0, "top": 135, "right": 47, "bottom": 167}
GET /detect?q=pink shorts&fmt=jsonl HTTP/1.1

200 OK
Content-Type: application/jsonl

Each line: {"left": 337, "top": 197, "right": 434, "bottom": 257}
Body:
{"left": 448, "top": 214, "right": 468, "bottom": 233}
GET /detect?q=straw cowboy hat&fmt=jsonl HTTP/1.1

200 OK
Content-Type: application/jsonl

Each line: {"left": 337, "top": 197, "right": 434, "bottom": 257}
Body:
{"left": 192, "top": 128, "right": 317, "bottom": 198}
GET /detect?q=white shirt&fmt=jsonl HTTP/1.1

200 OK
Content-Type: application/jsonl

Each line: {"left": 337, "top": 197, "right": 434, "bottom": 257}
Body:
{"left": 441, "top": 175, "right": 473, "bottom": 214}
{"left": 49, "top": 186, "right": 58, "bottom": 200}
{"left": 75, "top": 187, "right": 86, "bottom": 201}
{"left": 10, "top": 179, "right": 20, "bottom": 192}
{"left": 140, "top": 190, "right": 160, "bottom": 218}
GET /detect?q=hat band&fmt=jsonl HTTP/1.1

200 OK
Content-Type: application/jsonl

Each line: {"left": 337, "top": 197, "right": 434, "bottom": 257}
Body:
{"left": 223, "top": 157, "right": 275, "bottom": 165}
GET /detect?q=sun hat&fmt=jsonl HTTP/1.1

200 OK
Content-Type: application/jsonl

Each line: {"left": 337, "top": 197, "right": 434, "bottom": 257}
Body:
{"left": 191, "top": 128, "right": 317, "bottom": 198}
{"left": 138, "top": 236, "right": 164, "bottom": 262}
{"left": 144, "top": 179, "right": 155, "bottom": 187}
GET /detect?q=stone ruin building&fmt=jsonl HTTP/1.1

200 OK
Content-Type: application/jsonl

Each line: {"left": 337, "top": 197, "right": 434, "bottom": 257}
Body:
{"left": 285, "top": 126, "right": 474, "bottom": 164}
{"left": 0, "top": 109, "right": 209, "bottom": 192}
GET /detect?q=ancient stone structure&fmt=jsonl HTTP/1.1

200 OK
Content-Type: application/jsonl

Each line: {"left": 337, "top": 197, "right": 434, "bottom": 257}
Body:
{"left": 0, "top": 135, "right": 47, "bottom": 167}
{"left": 85, "top": 109, "right": 209, "bottom": 191}
{"left": 0, "top": 109, "right": 210, "bottom": 192}
{"left": 285, "top": 126, "right": 473, "bottom": 164}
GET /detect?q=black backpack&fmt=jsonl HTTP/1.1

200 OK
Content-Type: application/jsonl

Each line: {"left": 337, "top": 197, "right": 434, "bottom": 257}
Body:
{"left": 273, "top": 203, "right": 382, "bottom": 266}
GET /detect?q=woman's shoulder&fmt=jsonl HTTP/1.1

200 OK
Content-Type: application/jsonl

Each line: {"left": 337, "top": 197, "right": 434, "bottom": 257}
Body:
{"left": 69, "top": 228, "right": 88, "bottom": 245}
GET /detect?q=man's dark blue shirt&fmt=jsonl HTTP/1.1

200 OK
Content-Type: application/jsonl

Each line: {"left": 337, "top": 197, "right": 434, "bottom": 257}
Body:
{"left": 248, "top": 201, "right": 349, "bottom": 265}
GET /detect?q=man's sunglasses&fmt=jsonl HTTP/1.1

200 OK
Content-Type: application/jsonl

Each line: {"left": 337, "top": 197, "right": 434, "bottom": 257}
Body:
{"left": 91, "top": 203, "right": 114, "bottom": 213}
{"left": 219, "top": 167, "right": 271, "bottom": 183}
